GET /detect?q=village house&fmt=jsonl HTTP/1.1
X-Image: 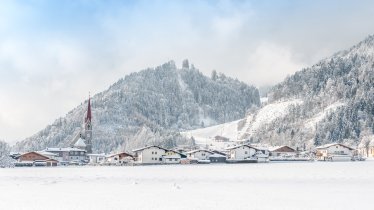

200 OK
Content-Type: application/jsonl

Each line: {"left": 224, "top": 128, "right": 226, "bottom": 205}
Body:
{"left": 87, "top": 153, "right": 106, "bottom": 165}
{"left": 43, "top": 147, "right": 87, "bottom": 165}
{"left": 226, "top": 144, "right": 269, "bottom": 163}
{"left": 104, "top": 152, "right": 134, "bottom": 165}
{"left": 269, "top": 146, "right": 297, "bottom": 157}
{"left": 132, "top": 146, "right": 168, "bottom": 164}
{"left": 162, "top": 150, "right": 187, "bottom": 164}
{"left": 316, "top": 143, "right": 355, "bottom": 161}
{"left": 226, "top": 145, "right": 258, "bottom": 160}
{"left": 209, "top": 153, "right": 227, "bottom": 163}
{"left": 16, "top": 151, "right": 58, "bottom": 167}
{"left": 186, "top": 149, "right": 214, "bottom": 161}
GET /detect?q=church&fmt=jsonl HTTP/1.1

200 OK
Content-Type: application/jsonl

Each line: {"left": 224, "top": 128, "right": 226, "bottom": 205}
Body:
{"left": 70, "top": 95, "right": 93, "bottom": 154}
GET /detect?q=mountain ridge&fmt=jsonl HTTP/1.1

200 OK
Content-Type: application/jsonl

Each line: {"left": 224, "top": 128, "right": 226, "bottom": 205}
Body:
{"left": 13, "top": 60, "right": 260, "bottom": 153}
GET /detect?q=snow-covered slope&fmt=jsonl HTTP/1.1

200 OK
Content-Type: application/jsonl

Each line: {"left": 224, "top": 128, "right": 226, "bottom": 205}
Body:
{"left": 13, "top": 60, "right": 260, "bottom": 153}
{"left": 182, "top": 99, "right": 303, "bottom": 149}
{"left": 186, "top": 35, "right": 374, "bottom": 149}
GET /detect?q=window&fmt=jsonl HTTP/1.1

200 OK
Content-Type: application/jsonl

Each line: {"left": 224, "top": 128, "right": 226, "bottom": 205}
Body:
{"left": 152, "top": 152, "right": 154, "bottom": 154}
{"left": 155, "top": 152, "right": 157, "bottom": 154}
{"left": 159, "top": 158, "right": 162, "bottom": 161}
{"left": 245, "top": 151, "right": 248, "bottom": 154}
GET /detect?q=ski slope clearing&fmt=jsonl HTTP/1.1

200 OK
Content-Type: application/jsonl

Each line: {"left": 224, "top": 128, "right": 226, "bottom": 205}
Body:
{"left": 182, "top": 99, "right": 302, "bottom": 148}
{"left": 305, "top": 101, "right": 345, "bottom": 129}
{"left": 1, "top": 161, "right": 373, "bottom": 210}
{"left": 182, "top": 119, "right": 241, "bottom": 146}
{"left": 241, "top": 99, "right": 303, "bottom": 137}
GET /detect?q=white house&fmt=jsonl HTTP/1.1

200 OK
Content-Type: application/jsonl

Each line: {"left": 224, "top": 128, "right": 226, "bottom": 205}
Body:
{"left": 226, "top": 145, "right": 258, "bottom": 160}
{"left": 186, "top": 149, "right": 214, "bottom": 161}
{"left": 132, "top": 146, "right": 167, "bottom": 164}
{"left": 105, "top": 152, "right": 133, "bottom": 165}
{"left": 87, "top": 153, "right": 106, "bottom": 165}
{"left": 43, "top": 147, "right": 87, "bottom": 164}
{"left": 316, "top": 143, "right": 355, "bottom": 161}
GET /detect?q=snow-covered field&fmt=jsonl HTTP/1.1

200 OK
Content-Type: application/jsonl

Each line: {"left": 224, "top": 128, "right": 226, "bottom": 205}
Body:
{"left": 1, "top": 161, "right": 374, "bottom": 210}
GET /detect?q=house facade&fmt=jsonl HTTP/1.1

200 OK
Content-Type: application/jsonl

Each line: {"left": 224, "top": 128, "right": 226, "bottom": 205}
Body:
{"left": 16, "top": 152, "right": 58, "bottom": 167}
{"left": 105, "top": 152, "right": 134, "bottom": 165}
{"left": 43, "top": 148, "right": 87, "bottom": 164}
{"left": 269, "top": 146, "right": 296, "bottom": 157}
{"left": 186, "top": 150, "right": 214, "bottom": 160}
{"left": 88, "top": 153, "right": 106, "bottom": 165}
{"left": 132, "top": 146, "right": 167, "bottom": 164}
{"left": 226, "top": 145, "right": 258, "bottom": 160}
{"left": 316, "top": 143, "right": 355, "bottom": 161}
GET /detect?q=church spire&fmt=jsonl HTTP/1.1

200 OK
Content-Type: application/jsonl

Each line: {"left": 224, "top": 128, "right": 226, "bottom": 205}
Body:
{"left": 85, "top": 93, "right": 92, "bottom": 123}
{"left": 84, "top": 92, "right": 93, "bottom": 154}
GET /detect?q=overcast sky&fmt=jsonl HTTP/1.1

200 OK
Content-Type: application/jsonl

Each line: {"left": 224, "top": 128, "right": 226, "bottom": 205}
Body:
{"left": 1, "top": 0, "right": 374, "bottom": 143}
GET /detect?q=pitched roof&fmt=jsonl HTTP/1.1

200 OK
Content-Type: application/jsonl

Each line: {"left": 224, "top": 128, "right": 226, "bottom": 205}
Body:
{"left": 316, "top": 143, "right": 355, "bottom": 150}
{"left": 21, "top": 151, "right": 50, "bottom": 160}
{"left": 132, "top": 145, "right": 168, "bottom": 152}
{"left": 106, "top": 152, "right": 133, "bottom": 158}
{"left": 74, "top": 138, "right": 86, "bottom": 148}
{"left": 44, "top": 147, "right": 86, "bottom": 152}
{"left": 185, "top": 149, "right": 214, "bottom": 154}
{"left": 225, "top": 144, "right": 260, "bottom": 151}
{"left": 269, "top": 145, "right": 296, "bottom": 152}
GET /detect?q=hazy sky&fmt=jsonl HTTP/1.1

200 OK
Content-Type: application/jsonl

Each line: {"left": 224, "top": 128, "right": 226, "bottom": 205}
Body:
{"left": 1, "top": 0, "right": 374, "bottom": 143}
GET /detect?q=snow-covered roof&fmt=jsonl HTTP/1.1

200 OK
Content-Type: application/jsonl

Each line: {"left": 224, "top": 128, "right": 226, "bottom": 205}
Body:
{"left": 106, "top": 152, "right": 133, "bottom": 158}
{"left": 185, "top": 149, "right": 214, "bottom": 154}
{"left": 132, "top": 145, "right": 168, "bottom": 152}
{"left": 74, "top": 138, "right": 86, "bottom": 148}
{"left": 44, "top": 147, "right": 86, "bottom": 152}
{"left": 225, "top": 144, "right": 259, "bottom": 151}
{"left": 87, "top": 153, "right": 106, "bottom": 157}
{"left": 316, "top": 143, "right": 355, "bottom": 150}
{"left": 36, "top": 151, "right": 57, "bottom": 157}
{"left": 268, "top": 145, "right": 295, "bottom": 152}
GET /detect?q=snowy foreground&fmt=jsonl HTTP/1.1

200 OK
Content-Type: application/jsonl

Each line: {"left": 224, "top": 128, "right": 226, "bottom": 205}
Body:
{"left": 1, "top": 161, "right": 374, "bottom": 210}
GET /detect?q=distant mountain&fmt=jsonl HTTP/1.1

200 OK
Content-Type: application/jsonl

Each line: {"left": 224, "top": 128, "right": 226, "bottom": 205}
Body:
{"left": 184, "top": 35, "right": 374, "bottom": 149}
{"left": 13, "top": 60, "right": 260, "bottom": 153}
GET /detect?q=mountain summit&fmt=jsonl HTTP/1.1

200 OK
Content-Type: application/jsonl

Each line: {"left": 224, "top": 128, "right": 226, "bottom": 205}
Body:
{"left": 14, "top": 60, "right": 260, "bottom": 153}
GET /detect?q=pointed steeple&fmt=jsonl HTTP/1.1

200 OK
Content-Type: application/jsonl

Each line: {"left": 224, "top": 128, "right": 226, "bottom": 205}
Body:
{"left": 85, "top": 93, "right": 92, "bottom": 123}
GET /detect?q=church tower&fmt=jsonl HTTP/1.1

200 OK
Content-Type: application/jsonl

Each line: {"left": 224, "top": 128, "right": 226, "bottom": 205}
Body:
{"left": 84, "top": 95, "right": 93, "bottom": 153}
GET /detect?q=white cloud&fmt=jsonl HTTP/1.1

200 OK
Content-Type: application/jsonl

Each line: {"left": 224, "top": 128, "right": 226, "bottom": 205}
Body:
{"left": 245, "top": 42, "right": 307, "bottom": 86}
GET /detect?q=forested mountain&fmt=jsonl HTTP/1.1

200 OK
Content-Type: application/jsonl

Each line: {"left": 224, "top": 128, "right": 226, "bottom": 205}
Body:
{"left": 184, "top": 35, "right": 374, "bottom": 150}
{"left": 252, "top": 35, "right": 374, "bottom": 148}
{"left": 13, "top": 60, "right": 260, "bottom": 153}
